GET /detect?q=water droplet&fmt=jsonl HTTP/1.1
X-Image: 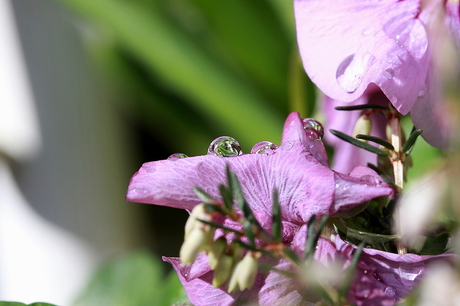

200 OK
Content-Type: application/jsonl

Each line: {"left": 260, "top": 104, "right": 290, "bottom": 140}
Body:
{"left": 167, "top": 153, "right": 188, "bottom": 160}
{"left": 131, "top": 186, "right": 150, "bottom": 195}
{"left": 336, "top": 53, "right": 376, "bottom": 93}
{"left": 362, "top": 28, "right": 372, "bottom": 36}
{"left": 373, "top": 272, "right": 381, "bottom": 281}
{"left": 302, "top": 118, "right": 324, "bottom": 141}
{"left": 382, "top": 68, "right": 394, "bottom": 80}
{"left": 363, "top": 270, "right": 368, "bottom": 274}
{"left": 384, "top": 286, "right": 396, "bottom": 297}
{"left": 418, "top": 85, "right": 427, "bottom": 97}
{"left": 282, "top": 141, "right": 294, "bottom": 151}
{"left": 207, "top": 136, "right": 243, "bottom": 157}
{"left": 251, "top": 141, "right": 278, "bottom": 155}
{"left": 363, "top": 294, "right": 369, "bottom": 299}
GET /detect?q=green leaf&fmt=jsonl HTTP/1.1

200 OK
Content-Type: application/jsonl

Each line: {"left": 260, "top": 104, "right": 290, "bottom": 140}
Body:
{"left": 272, "top": 189, "right": 282, "bottom": 243}
{"left": 334, "top": 104, "right": 387, "bottom": 111}
{"left": 334, "top": 219, "right": 400, "bottom": 245}
{"left": 402, "top": 129, "right": 423, "bottom": 154}
{"left": 0, "top": 303, "right": 58, "bottom": 306}
{"left": 193, "top": 187, "right": 218, "bottom": 205}
{"left": 356, "top": 134, "right": 395, "bottom": 151}
{"left": 73, "top": 251, "right": 187, "bottom": 306}
{"left": 418, "top": 233, "right": 450, "bottom": 255}
{"left": 329, "top": 130, "right": 389, "bottom": 157}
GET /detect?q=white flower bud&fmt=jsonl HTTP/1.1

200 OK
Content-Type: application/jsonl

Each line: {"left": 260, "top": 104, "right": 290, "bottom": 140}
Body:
{"left": 180, "top": 228, "right": 207, "bottom": 265}
{"left": 353, "top": 115, "right": 372, "bottom": 139}
{"left": 212, "top": 254, "right": 234, "bottom": 288}
{"left": 228, "top": 252, "right": 259, "bottom": 292}
{"left": 208, "top": 237, "right": 227, "bottom": 270}
{"left": 184, "top": 203, "right": 209, "bottom": 239}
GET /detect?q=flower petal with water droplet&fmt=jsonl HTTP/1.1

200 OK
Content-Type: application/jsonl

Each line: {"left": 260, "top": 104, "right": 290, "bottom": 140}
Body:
{"left": 294, "top": 0, "right": 431, "bottom": 115}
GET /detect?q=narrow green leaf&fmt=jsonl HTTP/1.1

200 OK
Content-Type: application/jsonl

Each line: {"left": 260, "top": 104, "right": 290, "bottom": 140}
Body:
{"left": 197, "top": 219, "right": 243, "bottom": 235}
{"left": 219, "top": 185, "right": 233, "bottom": 211}
{"left": 334, "top": 104, "right": 387, "bottom": 111}
{"left": 243, "top": 220, "right": 256, "bottom": 247}
{"left": 203, "top": 203, "right": 226, "bottom": 215}
{"left": 339, "top": 242, "right": 365, "bottom": 298}
{"left": 303, "top": 215, "right": 317, "bottom": 260}
{"left": 335, "top": 219, "right": 399, "bottom": 244}
{"left": 330, "top": 130, "right": 389, "bottom": 157}
{"left": 272, "top": 189, "right": 282, "bottom": 243}
{"left": 402, "top": 129, "right": 423, "bottom": 154}
{"left": 231, "top": 172, "right": 263, "bottom": 229}
{"left": 224, "top": 164, "right": 234, "bottom": 210}
{"left": 356, "top": 134, "right": 395, "bottom": 151}
{"left": 193, "top": 187, "right": 218, "bottom": 204}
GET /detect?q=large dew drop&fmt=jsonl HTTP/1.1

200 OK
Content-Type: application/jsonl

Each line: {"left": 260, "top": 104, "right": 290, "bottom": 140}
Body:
{"left": 250, "top": 141, "right": 278, "bottom": 155}
{"left": 336, "top": 53, "right": 375, "bottom": 93}
{"left": 302, "top": 118, "right": 324, "bottom": 141}
{"left": 207, "top": 136, "right": 243, "bottom": 157}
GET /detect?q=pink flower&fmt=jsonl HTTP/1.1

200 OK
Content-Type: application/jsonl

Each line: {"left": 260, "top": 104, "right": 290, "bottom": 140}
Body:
{"left": 294, "top": 0, "right": 457, "bottom": 149}
{"left": 126, "top": 112, "right": 397, "bottom": 305}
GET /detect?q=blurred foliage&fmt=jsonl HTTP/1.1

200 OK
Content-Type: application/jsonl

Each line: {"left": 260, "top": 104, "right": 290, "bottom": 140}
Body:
{"left": 55, "top": 0, "right": 317, "bottom": 157}
{"left": 0, "top": 303, "right": 57, "bottom": 306}
{"left": 73, "top": 251, "right": 188, "bottom": 306}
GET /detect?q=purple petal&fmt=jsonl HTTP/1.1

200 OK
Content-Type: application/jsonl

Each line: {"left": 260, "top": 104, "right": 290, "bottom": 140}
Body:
{"left": 410, "top": 68, "right": 452, "bottom": 150}
{"left": 281, "top": 112, "right": 329, "bottom": 166}
{"left": 334, "top": 235, "right": 454, "bottom": 306}
{"left": 294, "top": 0, "right": 430, "bottom": 114}
{"left": 445, "top": 0, "right": 460, "bottom": 48}
{"left": 323, "top": 86, "right": 389, "bottom": 173}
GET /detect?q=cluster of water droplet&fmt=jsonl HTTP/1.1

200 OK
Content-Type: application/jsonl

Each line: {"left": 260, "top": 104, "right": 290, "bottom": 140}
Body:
{"left": 302, "top": 118, "right": 324, "bottom": 141}
{"left": 168, "top": 117, "right": 325, "bottom": 159}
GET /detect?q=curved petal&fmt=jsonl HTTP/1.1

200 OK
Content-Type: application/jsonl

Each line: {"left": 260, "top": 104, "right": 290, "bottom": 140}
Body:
{"left": 333, "top": 235, "right": 454, "bottom": 306}
{"left": 294, "top": 0, "right": 430, "bottom": 114}
{"left": 445, "top": 0, "right": 460, "bottom": 48}
{"left": 410, "top": 67, "right": 453, "bottom": 150}
{"left": 281, "top": 112, "right": 329, "bottom": 166}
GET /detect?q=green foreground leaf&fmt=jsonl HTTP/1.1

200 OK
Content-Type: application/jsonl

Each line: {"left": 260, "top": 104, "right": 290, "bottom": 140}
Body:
{"left": 73, "top": 251, "right": 187, "bottom": 306}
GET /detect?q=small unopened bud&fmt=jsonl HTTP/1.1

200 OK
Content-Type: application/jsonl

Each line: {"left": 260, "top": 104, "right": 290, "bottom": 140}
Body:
{"left": 212, "top": 254, "right": 234, "bottom": 288}
{"left": 228, "top": 252, "right": 259, "bottom": 292}
{"left": 208, "top": 237, "right": 227, "bottom": 270}
{"left": 185, "top": 203, "right": 210, "bottom": 239}
{"left": 180, "top": 228, "right": 208, "bottom": 265}
{"left": 353, "top": 115, "right": 372, "bottom": 139}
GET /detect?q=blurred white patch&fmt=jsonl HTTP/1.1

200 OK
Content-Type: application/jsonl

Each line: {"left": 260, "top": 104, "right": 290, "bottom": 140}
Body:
{"left": 395, "top": 171, "right": 446, "bottom": 249}
{"left": 0, "top": 0, "right": 41, "bottom": 160}
{"left": 418, "top": 263, "right": 460, "bottom": 306}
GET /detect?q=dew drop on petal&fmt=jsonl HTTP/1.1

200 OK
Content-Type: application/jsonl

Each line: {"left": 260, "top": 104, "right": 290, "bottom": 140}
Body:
{"left": 207, "top": 136, "right": 243, "bottom": 157}
{"left": 131, "top": 186, "right": 150, "bottom": 195}
{"left": 167, "top": 153, "right": 189, "bottom": 160}
{"left": 418, "top": 85, "right": 427, "bottom": 97}
{"left": 336, "top": 53, "right": 376, "bottom": 93}
{"left": 382, "top": 68, "right": 394, "bottom": 80}
{"left": 384, "top": 286, "right": 396, "bottom": 298}
{"left": 363, "top": 270, "right": 368, "bottom": 274}
{"left": 302, "top": 118, "right": 324, "bottom": 141}
{"left": 251, "top": 141, "right": 278, "bottom": 155}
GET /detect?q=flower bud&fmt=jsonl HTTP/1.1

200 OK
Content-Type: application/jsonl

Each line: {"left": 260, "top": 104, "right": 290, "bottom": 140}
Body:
{"left": 184, "top": 203, "right": 209, "bottom": 239}
{"left": 353, "top": 115, "right": 372, "bottom": 139}
{"left": 228, "top": 252, "right": 259, "bottom": 292}
{"left": 212, "top": 254, "right": 234, "bottom": 288}
{"left": 208, "top": 237, "right": 227, "bottom": 270}
{"left": 180, "top": 228, "right": 207, "bottom": 265}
